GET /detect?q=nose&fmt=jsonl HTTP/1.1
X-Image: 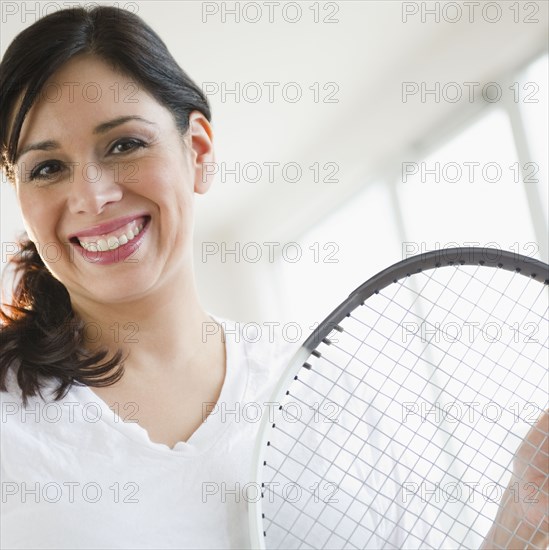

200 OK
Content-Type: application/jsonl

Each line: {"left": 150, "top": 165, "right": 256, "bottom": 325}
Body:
{"left": 66, "top": 160, "right": 124, "bottom": 215}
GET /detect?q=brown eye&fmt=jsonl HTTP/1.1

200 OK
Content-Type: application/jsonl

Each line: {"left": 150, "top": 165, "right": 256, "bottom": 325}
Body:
{"left": 29, "top": 160, "right": 63, "bottom": 181}
{"left": 110, "top": 138, "right": 147, "bottom": 154}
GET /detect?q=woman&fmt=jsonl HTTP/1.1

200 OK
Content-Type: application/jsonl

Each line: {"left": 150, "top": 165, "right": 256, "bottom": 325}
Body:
{"left": 1, "top": 6, "right": 547, "bottom": 550}
{"left": 0, "top": 6, "right": 298, "bottom": 549}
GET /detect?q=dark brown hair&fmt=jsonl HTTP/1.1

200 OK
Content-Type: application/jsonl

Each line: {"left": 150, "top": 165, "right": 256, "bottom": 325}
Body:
{"left": 0, "top": 6, "right": 211, "bottom": 406}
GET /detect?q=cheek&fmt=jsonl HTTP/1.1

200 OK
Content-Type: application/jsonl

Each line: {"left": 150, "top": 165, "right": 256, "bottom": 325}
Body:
{"left": 17, "top": 189, "right": 60, "bottom": 244}
{"left": 139, "top": 159, "right": 194, "bottom": 217}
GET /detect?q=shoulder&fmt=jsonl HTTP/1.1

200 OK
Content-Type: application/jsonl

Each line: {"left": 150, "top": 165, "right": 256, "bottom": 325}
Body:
{"left": 210, "top": 313, "right": 300, "bottom": 362}
{"left": 208, "top": 313, "right": 302, "bottom": 398}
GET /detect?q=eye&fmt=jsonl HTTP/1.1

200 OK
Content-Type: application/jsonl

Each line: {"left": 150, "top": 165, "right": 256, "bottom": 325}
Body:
{"left": 29, "top": 160, "right": 63, "bottom": 181}
{"left": 110, "top": 138, "right": 147, "bottom": 154}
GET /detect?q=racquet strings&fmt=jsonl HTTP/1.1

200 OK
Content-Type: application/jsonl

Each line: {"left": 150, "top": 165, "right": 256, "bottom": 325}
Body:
{"left": 260, "top": 263, "right": 548, "bottom": 549}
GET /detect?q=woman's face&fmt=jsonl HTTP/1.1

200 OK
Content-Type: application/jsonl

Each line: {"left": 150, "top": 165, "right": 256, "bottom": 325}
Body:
{"left": 12, "top": 55, "right": 214, "bottom": 306}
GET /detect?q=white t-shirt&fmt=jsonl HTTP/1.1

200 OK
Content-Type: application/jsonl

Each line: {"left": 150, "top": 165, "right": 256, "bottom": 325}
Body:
{"left": 1, "top": 315, "right": 299, "bottom": 550}
{"left": 1, "top": 315, "right": 434, "bottom": 549}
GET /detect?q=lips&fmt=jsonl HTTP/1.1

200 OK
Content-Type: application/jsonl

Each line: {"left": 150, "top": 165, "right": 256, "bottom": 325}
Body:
{"left": 69, "top": 215, "right": 149, "bottom": 244}
{"left": 68, "top": 214, "right": 149, "bottom": 241}
{"left": 69, "top": 215, "right": 151, "bottom": 266}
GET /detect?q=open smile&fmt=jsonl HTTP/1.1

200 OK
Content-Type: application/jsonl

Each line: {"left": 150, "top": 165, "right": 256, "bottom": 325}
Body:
{"left": 69, "top": 215, "right": 151, "bottom": 265}
{"left": 76, "top": 217, "right": 147, "bottom": 252}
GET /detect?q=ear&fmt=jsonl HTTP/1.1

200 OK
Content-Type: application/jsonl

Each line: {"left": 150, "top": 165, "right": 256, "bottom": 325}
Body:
{"left": 188, "top": 110, "right": 215, "bottom": 195}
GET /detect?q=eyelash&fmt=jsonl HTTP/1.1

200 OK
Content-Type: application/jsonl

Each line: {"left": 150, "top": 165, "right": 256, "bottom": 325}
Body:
{"left": 28, "top": 138, "right": 148, "bottom": 182}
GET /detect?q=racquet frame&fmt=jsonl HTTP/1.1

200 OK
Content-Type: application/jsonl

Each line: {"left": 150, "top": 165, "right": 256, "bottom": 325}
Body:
{"left": 248, "top": 247, "right": 549, "bottom": 548}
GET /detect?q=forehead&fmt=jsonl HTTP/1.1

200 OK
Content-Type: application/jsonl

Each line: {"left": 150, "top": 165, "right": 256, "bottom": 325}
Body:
{"left": 15, "top": 55, "right": 167, "bottom": 150}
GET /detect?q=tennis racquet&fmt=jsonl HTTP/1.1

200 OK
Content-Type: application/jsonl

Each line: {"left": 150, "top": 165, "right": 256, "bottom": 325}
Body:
{"left": 249, "top": 247, "right": 549, "bottom": 550}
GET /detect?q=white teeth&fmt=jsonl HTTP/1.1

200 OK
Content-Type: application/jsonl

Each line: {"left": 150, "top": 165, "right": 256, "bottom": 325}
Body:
{"left": 79, "top": 220, "right": 146, "bottom": 252}
{"left": 107, "top": 236, "right": 119, "bottom": 250}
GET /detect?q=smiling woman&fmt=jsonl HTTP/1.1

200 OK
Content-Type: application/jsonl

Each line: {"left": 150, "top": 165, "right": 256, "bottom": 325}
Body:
{"left": 1, "top": 6, "right": 548, "bottom": 550}
{"left": 0, "top": 6, "right": 216, "bottom": 400}
{"left": 0, "top": 6, "right": 298, "bottom": 550}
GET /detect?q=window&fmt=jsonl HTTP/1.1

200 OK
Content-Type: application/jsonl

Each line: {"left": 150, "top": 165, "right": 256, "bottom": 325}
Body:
{"left": 276, "top": 53, "right": 548, "bottom": 539}
{"left": 279, "top": 54, "right": 549, "bottom": 328}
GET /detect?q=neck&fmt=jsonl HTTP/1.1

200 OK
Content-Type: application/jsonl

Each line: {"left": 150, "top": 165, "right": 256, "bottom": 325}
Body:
{"left": 69, "top": 266, "right": 223, "bottom": 381}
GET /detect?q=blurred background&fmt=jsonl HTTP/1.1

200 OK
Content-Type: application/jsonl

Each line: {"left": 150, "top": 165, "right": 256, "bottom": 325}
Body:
{"left": 1, "top": 1, "right": 548, "bottom": 334}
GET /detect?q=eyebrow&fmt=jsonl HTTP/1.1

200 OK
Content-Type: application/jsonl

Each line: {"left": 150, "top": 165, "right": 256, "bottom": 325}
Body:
{"left": 15, "top": 116, "right": 156, "bottom": 162}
